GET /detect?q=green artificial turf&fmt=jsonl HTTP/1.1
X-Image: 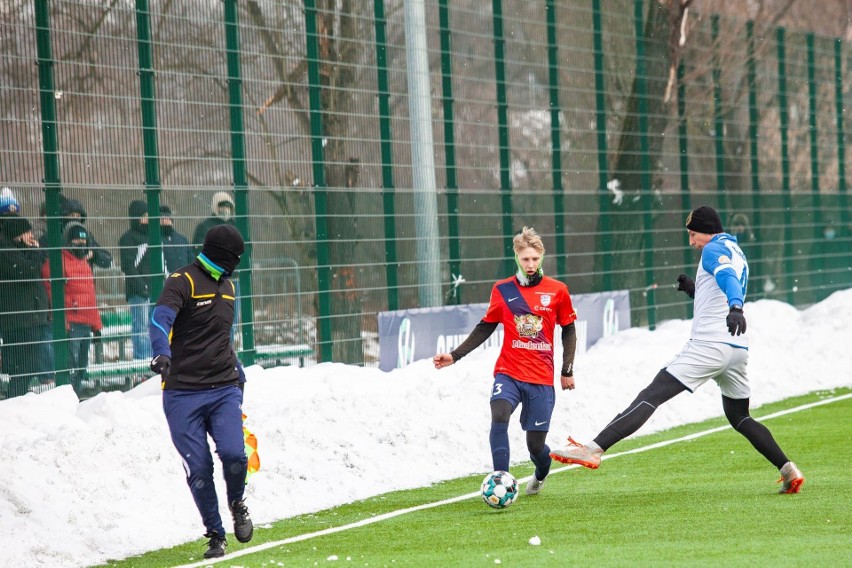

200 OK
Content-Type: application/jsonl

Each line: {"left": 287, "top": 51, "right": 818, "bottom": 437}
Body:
{"left": 100, "top": 387, "right": 851, "bottom": 568}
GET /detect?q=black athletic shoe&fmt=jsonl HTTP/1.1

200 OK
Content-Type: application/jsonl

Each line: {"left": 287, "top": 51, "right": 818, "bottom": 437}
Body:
{"left": 204, "top": 532, "right": 227, "bottom": 559}
{"left": 230, "top": 499, "right": 254, "bottom": 543}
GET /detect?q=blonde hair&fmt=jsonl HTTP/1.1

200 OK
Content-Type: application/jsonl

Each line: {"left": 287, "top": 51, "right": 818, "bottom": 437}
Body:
{"left": 513, "top": 226, "right": 545, "bottom": 255}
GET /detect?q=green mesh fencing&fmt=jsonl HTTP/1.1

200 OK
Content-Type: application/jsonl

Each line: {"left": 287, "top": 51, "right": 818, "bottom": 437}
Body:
{"left": 1, "top": 0, "right": 849, "bottom": 398}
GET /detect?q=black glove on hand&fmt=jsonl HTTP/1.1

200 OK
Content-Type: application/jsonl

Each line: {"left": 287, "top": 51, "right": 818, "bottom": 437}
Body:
{"left": 726, "top": 306, "right": 746, "bottom": 336}
{"left": 150, "top": 354, "right": 171, "bottom": 378}
{"left": 676, "top": 274, "right": 695, "bottom": 299}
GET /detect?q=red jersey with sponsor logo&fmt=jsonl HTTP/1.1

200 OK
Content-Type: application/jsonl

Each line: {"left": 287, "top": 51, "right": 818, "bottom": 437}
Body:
{"left": 483, "top": 275, "right": 577, "bottom": 385}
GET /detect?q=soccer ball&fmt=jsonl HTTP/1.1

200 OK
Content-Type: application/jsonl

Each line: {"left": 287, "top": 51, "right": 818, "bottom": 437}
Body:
{"left": 480, "top": 470, "right": 518, "bottom": 509}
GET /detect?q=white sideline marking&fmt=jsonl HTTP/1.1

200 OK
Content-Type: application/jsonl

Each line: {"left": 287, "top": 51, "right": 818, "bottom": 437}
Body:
{"left": 172, "top": 392, "right": 851, "bottom": 567}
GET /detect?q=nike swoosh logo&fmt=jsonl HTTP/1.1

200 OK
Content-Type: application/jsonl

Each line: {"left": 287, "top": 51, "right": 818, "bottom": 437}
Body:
{"left": 508, "top": 297, "right": 519, "bottom": 302}
{"left": 534, "top": 420, "right": 547, "bottom": 426}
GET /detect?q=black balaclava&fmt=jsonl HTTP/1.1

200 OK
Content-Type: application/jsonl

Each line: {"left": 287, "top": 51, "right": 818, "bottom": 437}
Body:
{"left": 128, "top": 200, "right": 148, "bottom": 234}
{"left": 201, "top": 224, "right": 244, "bottom": 276}
{"left": 159, "top": 205, "right": 174, "bottom": 237}
{"left": 65, "top": 222, "right": 90, "bottom": 259}
{"left": 1, "top": 216, "right": 32, "bottom": 245}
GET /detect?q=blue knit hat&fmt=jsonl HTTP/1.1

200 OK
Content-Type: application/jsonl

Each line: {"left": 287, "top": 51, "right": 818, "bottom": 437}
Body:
{"left": 0, "top": 187, "right": 20, "bottom": 215}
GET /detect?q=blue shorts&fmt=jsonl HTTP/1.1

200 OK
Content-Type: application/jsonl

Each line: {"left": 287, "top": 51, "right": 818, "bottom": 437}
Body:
{"left": 490, "top": 373, "right": 555, "bottom": 431}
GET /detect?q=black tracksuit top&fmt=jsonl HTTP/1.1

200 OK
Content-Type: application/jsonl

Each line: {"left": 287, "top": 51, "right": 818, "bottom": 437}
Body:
{"left": 156, "top": 261, "right": 240, "bottom": 390}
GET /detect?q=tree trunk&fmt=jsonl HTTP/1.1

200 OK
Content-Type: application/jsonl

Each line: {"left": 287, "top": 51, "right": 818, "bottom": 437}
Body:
{"left": 597, "top": 0, "right": 674, "bottom": 293}
{"left": 317, "top": 0, "right": 364, "bottom": 364}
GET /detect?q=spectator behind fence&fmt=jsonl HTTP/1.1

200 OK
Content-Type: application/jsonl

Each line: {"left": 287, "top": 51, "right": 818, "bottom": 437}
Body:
{"left": 0, "top": 216, "right": 53, "bottom": 398}
{"left": 809, "top": 219, "right": 850, "bottom": 298}
{"left": 59, "top": 197, "right": 113, "bottom": 269}
{"left": 119, "top": 200, "right": 153, "bottom": 360}
{"left": 192, "top": 191, "right": 236, "bottom": 254}
{"left": 0, "top": 187, "right": 22, "bottom": 376}
{"left": 160, "top": 205, "right": 193, "bottom": 274}
{"left": 41, "top": 222, "right": 103, "bottom": 396}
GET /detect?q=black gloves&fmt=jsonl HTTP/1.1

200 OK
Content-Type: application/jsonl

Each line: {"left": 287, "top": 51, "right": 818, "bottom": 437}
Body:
{"left": 726, "top": 306, "right": 746, "bottom": 336}
{"left": 676, "top": 274, "right": 695, "bottom": 299}
{"left": 150, "top": 354, "right": 171, "bottom": 378}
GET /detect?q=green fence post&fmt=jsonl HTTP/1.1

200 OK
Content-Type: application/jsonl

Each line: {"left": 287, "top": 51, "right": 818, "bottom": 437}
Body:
{"left": 304, "top": 0, "right": 333, "bottom": 363}
{"left": 34, "top": 0, "right": 68, "bottom": 387}
{"left": 776, "top": 27, "right": 794, "bottom": 305}
{"left": 438, "top": 0, "right": 461, "bottom": 304}
{"left": 492, "top": 0, "right": 514, "bottom": 274}
{"left": 591, "top": 0, "right": 613, "bottom": 291}
{"left": 746, "top": 22, "right": 762, "bottom": 243}
{"left": 711, "top": 14, "right": 727, "bottom": 214}
{"left": 134, "top": 0, "right": 164, "bottom": 305}
{"left": 223, "top": 0, "right": 256, "bottom": 365}
{"left": 835, "top": 38, "right": 849, "bottom": 230}
{"left": 373, "top": 0, "right": 399, "bottom": 312}
{"left": 634, "top": 0, "right": 656, "bottom": 330}
{"left": 676, "top": 60, "right": 693, "bottom": 319}
{"left": 746, "top": 20, "right": 765, "bottom": 300}
{"left": 545, "top": 0, "right": 566, "bottom": 279}
{"left": 806, "top": 33, "right": 824, "bottom": 293}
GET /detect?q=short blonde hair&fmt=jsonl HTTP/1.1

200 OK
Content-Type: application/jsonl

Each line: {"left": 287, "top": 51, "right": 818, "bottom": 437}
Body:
{"left": 513, "top": 226, "right": 545, "bottom": 255}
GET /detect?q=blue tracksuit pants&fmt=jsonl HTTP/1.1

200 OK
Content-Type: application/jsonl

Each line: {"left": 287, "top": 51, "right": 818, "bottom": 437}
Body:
{"left": 163, "top": 385, "right": 247, "bottom": 537}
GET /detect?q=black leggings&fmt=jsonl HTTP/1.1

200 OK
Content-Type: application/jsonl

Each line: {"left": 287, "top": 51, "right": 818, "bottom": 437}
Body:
{"left": 593, "top": 369, "right": 686, "bottom": 450}
{"left": 490, "top": 399, "right": 548, "bottom": 456}
{"left": 591, "top": 369, "right": 790, "bottom": 469}
{"left": 722, "top": 396, "right": 788, "bottom": 469}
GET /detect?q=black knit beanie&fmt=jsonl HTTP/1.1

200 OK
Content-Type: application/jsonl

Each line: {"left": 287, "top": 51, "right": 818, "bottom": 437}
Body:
{"left": 64, "top": 222, "right": 89, "bottom": 244}
{"left": 686, "top": 206, "right": 723, "bottom": 234}
{"left": 201, "top": 224, "right": 244, "bottom": 274}
{"left": 1, "top": 216, "right": 32, "bottom": 240}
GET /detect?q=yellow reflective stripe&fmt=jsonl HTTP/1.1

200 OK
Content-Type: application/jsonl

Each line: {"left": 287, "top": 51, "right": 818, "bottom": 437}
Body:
{"left": 222, "top": 295, "right": 235, "bottom": 300}
{"left": 184, "top": 272, "right": 216, "bottom": 299}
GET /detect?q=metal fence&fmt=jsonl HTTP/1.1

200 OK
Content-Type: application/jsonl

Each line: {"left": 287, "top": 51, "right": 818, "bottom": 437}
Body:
{"left": 1, "top": 0, "right": 849, "bottom": 398}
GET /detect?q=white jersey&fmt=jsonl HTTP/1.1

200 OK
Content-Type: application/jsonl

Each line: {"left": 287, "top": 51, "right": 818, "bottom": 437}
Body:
{"left": 690, "top": 234, "right": 748, "bottom": 348}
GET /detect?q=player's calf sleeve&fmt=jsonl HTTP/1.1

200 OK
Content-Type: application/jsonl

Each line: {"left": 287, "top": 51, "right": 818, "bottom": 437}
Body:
{"left": 594, "top": 369, "right": 685, "bottom": 450}
{"left": 723, "top": 396, "right": 789, "bottom": 469}
{"left": 489, "top": 422, "right": 510, "bottom": 472}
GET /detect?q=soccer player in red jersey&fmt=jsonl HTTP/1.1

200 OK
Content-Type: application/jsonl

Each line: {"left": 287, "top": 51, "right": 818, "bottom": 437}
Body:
{"left": 433, "top": 226, "right": 578, "bottom": 495}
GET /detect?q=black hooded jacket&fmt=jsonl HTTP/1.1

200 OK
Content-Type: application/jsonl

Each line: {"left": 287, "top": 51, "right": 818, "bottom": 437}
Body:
{"left": 37, "top": 196, "right": 112, "bottom": 269}
{"left": 118, "top": 200, "right": 152, "bottom": 300}
{"left": 61, "top": 198, "right": 112, "bottom": 268}
{"left": 0, "top": 223, "right": 50, "bottom": 332}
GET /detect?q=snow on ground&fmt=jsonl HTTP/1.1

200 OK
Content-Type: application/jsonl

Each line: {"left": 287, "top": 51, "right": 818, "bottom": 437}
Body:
{"left": 2, "top": 290, "right": 851, "bottom": 568}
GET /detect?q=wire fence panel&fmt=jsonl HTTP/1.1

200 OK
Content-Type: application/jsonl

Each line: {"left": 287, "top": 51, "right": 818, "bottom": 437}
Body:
{"left": 0, "top": 0, "right": 849, "bottom": 398}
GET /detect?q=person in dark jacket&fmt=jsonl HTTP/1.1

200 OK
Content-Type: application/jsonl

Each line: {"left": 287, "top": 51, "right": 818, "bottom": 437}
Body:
{"left": 0, "top": 216, "right": 53, "bottom": 398}
{"left": 149, "top": 224, "right": 252, "bottom": 559}
{"left": 192, "top": 191, "right": 236, "bottom": 254}
{"left": 159, "top": 205, "right": 193, "bottom": 275}
{"left": 119, "top": 200, "right": 153, "bottom": 359}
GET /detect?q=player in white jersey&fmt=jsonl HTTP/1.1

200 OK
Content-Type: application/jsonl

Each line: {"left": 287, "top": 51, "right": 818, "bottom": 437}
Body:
{"left": 550, "top": 206, "right": 804, "bottom": 494}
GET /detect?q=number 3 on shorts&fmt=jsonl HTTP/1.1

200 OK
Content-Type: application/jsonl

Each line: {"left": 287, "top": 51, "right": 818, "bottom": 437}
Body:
{"left": 492, "top": 383, "right": 503, "bottom": 396}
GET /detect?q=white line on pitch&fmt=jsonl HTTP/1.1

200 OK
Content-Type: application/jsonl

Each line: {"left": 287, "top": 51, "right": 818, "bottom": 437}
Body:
{"left": 172, "top": 391, "right": 851, "bottom": 568}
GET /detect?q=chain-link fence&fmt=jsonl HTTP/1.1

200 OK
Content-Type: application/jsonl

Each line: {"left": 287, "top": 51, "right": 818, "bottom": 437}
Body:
{"left": 1, "top": 0, "right": 850, "bottom": 398}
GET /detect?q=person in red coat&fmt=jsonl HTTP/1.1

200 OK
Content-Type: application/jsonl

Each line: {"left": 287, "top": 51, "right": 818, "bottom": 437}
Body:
{"left": 42, "top": 222, "right": 103, "bottom": 395}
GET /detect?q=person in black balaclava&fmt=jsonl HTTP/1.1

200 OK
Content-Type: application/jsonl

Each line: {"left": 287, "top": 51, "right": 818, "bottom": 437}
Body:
{"left": 148, "top": 223, "right": 252, "bottom": 559}
{"left": 159, "top": 205, "right": 193, "bottom": 275}
{"left": 61, "top": 198, "right": 112, "bottom": 269}
{"left": 119, "top": 199, "right": 153, "bottom": 359}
